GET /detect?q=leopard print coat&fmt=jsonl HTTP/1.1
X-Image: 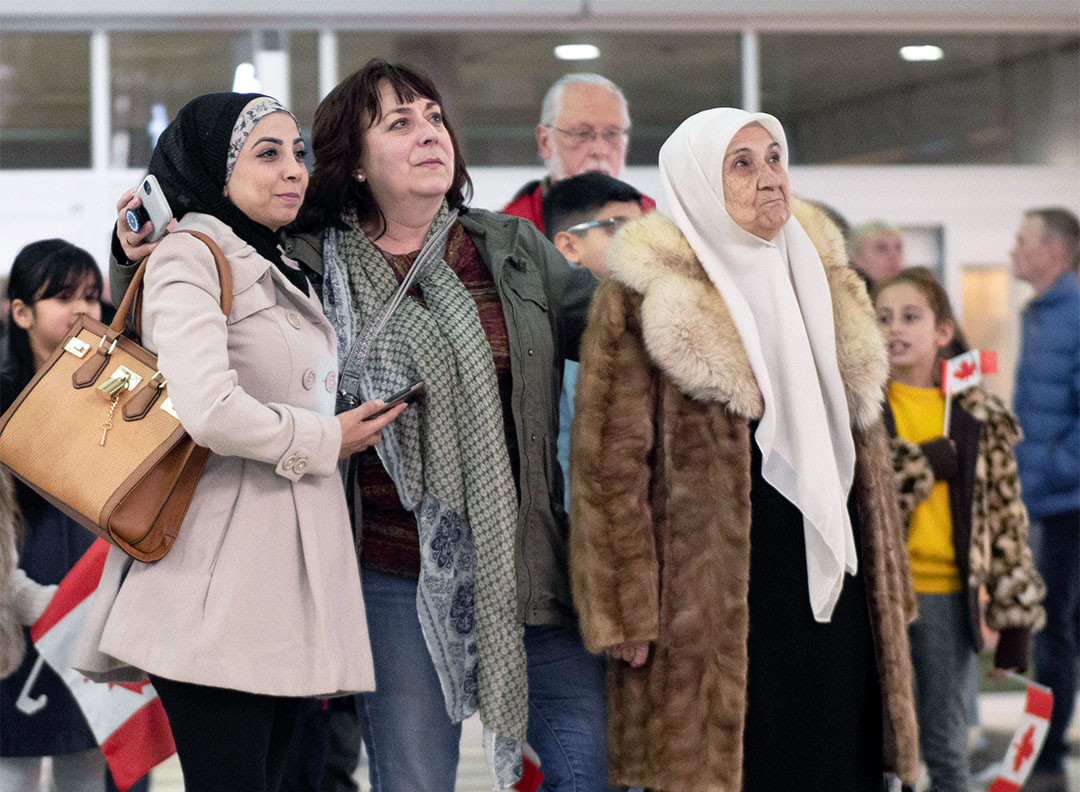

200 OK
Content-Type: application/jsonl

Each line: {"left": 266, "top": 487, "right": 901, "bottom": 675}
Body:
{"left": 888, "top": 385, "right": 1045, "bottom": 665}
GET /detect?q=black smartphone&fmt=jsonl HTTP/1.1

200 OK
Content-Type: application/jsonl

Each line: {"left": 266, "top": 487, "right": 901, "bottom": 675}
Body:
{"left": 368, "top": 380, "right": 426, "bottom": 418}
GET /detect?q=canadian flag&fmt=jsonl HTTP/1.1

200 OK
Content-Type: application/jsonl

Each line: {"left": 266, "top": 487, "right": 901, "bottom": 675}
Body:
{"left": 986, "top": 676, "right": 1054, "bottom": 792}
{"left": 940, "top": 349, "right": 998, "bottom": 398}
{"left": 29, "top": 539, "right": 175, "bottom": 791}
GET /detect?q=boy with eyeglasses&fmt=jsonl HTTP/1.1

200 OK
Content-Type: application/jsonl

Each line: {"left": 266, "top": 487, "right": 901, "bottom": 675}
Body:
{"left": 543, "top": 172, "right": 643, "bottom": 277}
{"left": 543, "top": 172, "right": 646, "bottom": 511}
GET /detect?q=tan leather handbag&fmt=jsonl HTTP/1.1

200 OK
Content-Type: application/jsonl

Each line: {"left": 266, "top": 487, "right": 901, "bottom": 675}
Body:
{"left": 0, "top": 230, "right": 232, "bottom": 562}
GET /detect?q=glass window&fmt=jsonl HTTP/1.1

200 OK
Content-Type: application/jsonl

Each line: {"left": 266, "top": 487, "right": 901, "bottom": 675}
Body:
{"left": 110, "top": 31, "right": 319, "bottom": 171}
{"left": 288, "top": 32, "right": 320, "bottom": 134}
{"left": 0, "top": 32, "right": 91, "bottom": 169}
{"left": 760, "top": 33, "right": 1080, "bottom": 165}
{"left": 337, "top": 32, "right": 741, "bottom": 166}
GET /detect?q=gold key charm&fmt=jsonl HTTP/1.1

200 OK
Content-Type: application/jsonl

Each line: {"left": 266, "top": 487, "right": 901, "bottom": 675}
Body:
{"left": 100, "top": 393, "right": 121, "bottom": 446}
{"left": 95, "top": 367, "right": 139, "bottom": 445}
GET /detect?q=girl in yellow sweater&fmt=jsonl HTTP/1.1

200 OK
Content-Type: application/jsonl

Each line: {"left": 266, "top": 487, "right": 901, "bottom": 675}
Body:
{"left": 875, "top": 267, "right": 1045, "bottom": 792}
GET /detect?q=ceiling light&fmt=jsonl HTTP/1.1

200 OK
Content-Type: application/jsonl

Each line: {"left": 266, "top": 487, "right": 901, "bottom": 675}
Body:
{"left": 900, "top": 45, "right": 944, "bottom": 62}
{"left": 554, "top": 44, "right": 600, "bottom": 61}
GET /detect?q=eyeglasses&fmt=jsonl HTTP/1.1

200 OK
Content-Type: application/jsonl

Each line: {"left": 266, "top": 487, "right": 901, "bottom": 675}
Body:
{"left": 564, "top": 216, "right": 631, "bottom": 236}
{"left": 546, "top": 125, "right": 629, "bottom": 147}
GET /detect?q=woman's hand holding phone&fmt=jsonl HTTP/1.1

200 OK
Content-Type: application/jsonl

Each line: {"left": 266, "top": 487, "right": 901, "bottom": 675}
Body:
{"left": 337, "top": 399, "right": 408, "bottom": 459}
{"left": 116, "top": 187, "right": 176, "bottom": 263}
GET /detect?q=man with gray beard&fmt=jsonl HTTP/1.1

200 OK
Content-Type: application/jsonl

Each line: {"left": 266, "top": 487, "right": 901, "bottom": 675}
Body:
{"left": 502, "top": 73, "right": 655, "bottom": 233}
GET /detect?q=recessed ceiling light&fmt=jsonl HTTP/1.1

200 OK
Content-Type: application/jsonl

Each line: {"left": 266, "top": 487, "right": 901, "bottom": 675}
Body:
{"left": 554, "top": 44, "right": 600, "bottom": 61}
{"left": 900, "top": 45, "right": 944, "bottom": 62}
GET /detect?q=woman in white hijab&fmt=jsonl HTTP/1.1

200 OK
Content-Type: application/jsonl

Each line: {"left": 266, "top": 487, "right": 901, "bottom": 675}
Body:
{"left": 568, "top": 108, "right": 919, "bottom": 791}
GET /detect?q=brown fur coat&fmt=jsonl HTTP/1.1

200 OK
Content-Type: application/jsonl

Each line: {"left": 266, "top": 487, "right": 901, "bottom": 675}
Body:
{"left": 568, "top": 201, "right": 920, "bottom": 790}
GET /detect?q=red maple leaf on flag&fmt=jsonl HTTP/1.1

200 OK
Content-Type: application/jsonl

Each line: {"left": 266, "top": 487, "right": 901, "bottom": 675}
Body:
{"left": 1013, "top": 724, "right": 1036, "bottom": 772}
{"left": 953, "top": 360, "right": 977, "bottom": 381}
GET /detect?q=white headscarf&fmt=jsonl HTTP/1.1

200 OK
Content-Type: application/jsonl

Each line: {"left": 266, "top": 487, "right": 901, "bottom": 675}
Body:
{"left": 659, "top": 108, "right": 858, "bottom": 623}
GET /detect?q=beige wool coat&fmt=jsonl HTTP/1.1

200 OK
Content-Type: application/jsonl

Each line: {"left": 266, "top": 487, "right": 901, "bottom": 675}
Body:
{"left": 569, "top": 201, "right": 920, "bottom": 790}
{"left": 75, "top": 213, "right": 374, "bottom": 698}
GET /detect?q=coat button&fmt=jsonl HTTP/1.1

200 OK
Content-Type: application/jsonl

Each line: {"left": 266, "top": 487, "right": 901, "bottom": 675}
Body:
{"left": 527, "top": 348, "right": 534, "bottom": 356}
{"left": 325, "top": 371, "right": 338, "bottom": 393}
{"left": 302, "top": 369, "right": 316, "bottom": 390}
{"left": 286, "top": 311, "right": 302, "bottom": 329}
{"left": 283, "top": 454, "right": 297, "bottom": 471}
{"left": 294, "top": 458, "right": 308, "bottom": 474}
{"left": 530, "top": 433, "right": 537, "bottom": 442}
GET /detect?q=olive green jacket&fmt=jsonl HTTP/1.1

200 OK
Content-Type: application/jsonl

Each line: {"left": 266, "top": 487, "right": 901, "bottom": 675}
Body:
{"left": 111, "top": 207, "right": 597, "bottom": 626}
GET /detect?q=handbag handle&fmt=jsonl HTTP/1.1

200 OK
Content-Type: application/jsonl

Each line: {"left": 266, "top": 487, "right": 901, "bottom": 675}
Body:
{"left": 74, "top": 231, "right": 235, "bottom": 390}
{"left": 111, "top": 229, "right": 234, "bottom": 341}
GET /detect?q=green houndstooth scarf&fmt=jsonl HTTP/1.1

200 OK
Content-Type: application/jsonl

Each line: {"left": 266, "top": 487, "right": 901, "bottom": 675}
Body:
{"left": 322, "top": 203, "right": 527, "bottom": 787}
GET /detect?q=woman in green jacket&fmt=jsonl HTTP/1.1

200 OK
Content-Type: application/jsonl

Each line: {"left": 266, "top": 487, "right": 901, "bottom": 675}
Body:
{"left": 113, "top": 59, "right": 603, "bottom": 792}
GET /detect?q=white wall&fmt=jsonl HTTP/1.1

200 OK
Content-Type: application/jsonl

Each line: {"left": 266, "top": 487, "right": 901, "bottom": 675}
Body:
{"left": 474, "top": 163, "right": 1080, "bottom": 299}
{"left": 2, "top": 163, "right": 1077, "bottom": 291}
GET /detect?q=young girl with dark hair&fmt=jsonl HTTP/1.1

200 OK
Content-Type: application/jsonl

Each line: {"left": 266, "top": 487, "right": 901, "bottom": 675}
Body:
{"left": 875, "top": 267, "right": 1046, "bottom": 792}
{"left": 0, "top": 239, "right": 108, "bottom": 792}
{"left": 5, "top": 239, "right": 103, "bottom": 388}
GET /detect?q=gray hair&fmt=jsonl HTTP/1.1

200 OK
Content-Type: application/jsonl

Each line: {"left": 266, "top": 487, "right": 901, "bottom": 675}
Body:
{"left": 539, "top": 73, "right": 631, "bottom": 129}
{"left": 1025, "top": 207, "right": 1080, "bottom": 270}
{"left": 850, "top": 220, "right": 902, "bottom": 257}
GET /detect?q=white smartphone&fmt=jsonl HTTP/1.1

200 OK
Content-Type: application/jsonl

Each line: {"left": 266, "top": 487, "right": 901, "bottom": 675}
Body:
{"left": 124, "top": 175, "right": 174, "bottom": 243}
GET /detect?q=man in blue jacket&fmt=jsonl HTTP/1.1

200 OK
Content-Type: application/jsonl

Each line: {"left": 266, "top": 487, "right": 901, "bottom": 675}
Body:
{"left": 1011, "top": 207, "right": 1080, "bottom": 792}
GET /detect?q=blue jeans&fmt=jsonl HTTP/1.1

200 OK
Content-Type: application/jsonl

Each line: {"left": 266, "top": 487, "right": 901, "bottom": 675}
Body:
{"left": 359, "top": 571, "right": 614, "bottom": 791}
{"left": 524, "top": 624, "right": 615, "bottom": 792}
{"left": 909, "top": 592, "right": 973, "bottom": 792}
{"left": 1033, "top": 510, "right": 1080, "bottom": 774}
{"left": 359, "top": 571, "right": 461, "bottom": 792}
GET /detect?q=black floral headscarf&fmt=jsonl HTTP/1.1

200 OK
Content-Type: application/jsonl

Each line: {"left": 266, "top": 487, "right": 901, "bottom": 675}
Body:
{"left": 148, "top": 92, "right": 308, "bottom": 293}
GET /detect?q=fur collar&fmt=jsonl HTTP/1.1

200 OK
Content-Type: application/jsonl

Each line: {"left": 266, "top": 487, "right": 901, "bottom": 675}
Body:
{"left": 606, "top": 198, "right": 888, "bottom": 429}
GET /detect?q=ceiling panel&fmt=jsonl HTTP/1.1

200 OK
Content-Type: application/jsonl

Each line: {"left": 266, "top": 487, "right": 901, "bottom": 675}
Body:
{"left": 0, "top": 0, "right": 581, "bottom": 18}
{"left": 590, "top": 0, "right": 1080, "bottom": 21}
{"left": 3, "top": 0, "right": 1078, "bottom": 25}
{"left": 760, "top": 32, "right": 1079, "bottom": 112}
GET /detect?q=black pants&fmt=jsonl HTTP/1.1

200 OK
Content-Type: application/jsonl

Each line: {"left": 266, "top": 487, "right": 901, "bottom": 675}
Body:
{"left": 280, "top": 696, "right": 364, "bottom": 792}
{"left": 149, "top": 674, "right": 305, "bottom": 792}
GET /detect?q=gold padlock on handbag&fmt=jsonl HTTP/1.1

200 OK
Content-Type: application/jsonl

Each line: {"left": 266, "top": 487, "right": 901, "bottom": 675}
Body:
{"left": 97, "top": 365, "right": 141, "bottom": 399}
{"left": 96, "top": 366, "right": 142, "bottom": 445}
{"left": 98, "top": 372, "right": 131, "bottom": 399}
